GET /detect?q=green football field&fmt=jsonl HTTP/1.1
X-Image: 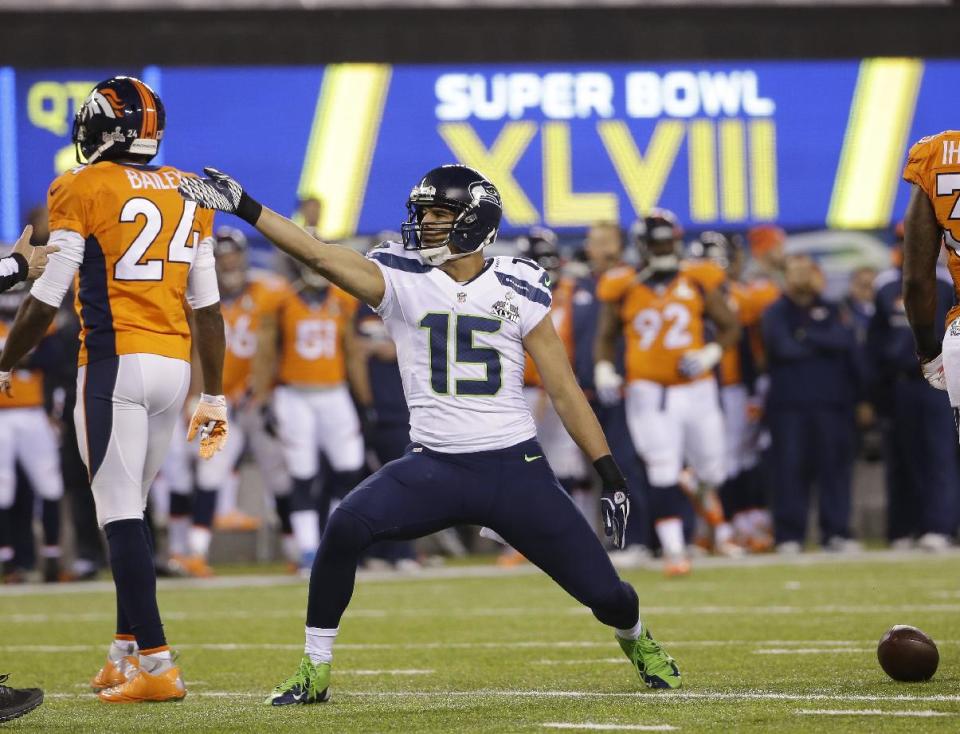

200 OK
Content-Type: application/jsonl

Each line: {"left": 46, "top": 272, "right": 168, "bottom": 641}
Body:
{"left": 2, "top": 552, "right": 959, "bottom": 732}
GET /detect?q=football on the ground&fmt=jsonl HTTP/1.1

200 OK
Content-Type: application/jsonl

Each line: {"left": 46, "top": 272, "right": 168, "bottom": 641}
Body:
{"left": 877, "top": 625, "right": 939, "bottom": 682}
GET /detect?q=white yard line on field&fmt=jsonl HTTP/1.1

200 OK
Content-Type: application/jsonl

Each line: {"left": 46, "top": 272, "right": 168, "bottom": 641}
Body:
{"left": 5, "top": 640, "right": 959, "bottom": 655}
{"left": 6, "top": 603, "right": 960, "bottom": 624}
{"left": 542, "top": 724, "right": 678, "bottom": 731}
{"left": 753, "top": 648, "right": 873, "bottom": 655}
{"left": 795, "top": 709, "right": 952, "bottom": 717}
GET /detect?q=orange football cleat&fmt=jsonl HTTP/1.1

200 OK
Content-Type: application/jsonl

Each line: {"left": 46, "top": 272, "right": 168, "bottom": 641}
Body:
{"left": 663, "top": 557, "right": 692, "bottom": 578}
{"left": 98, "top": 666, "right": 186, "bottom": 703}
{"left": 169, "top": 554, "right": 214, "bottom": 578}
{"left": 91, "top": 655, "right": 138, "bottom": 692}
{"left": 214, "top": 510, "right": 261, "bottom": 532}
{"left": 496, "top": 549, "right": 527, "bottom": 568}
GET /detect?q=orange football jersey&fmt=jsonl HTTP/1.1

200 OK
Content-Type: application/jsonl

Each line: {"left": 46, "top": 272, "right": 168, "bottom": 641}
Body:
{"left": 598, "top": 261, "right": 725, "bottom": 386}
{"left": 524, "top": 276, "right": 575, "bottom": 387}
{"left": 277, "top": 285, "right": 358, "bottom": 386}
{"left": 0, "top": 320, "right": 44, "bottom": 409}
{"left": 47, "top": 161, "right": 214, "bottom": 366}
{"left": 222, "top": 277, "right": 291, "bottom": 401}
{"left": 719, "top": 280, "right": 774, "bottom": 386}
{"left": 903, "top": 130, "right": 960, "bottom": 325}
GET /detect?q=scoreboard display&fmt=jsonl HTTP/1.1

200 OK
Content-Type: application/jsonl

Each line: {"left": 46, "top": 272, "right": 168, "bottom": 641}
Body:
{"left": 0, "top": 59, "right": 950, "bottom": 242}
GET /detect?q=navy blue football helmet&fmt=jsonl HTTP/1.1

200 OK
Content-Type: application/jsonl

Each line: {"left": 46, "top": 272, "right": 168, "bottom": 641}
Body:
{"left": 401, "top": 165, "right": 502, "bottom": 266}
{"left": 630, "top": 208, "right": 684, "bottom": 273}
{"left": 687, "top": 231, "right": 735, "bottom": 269}
{"left": 72, "top": 76, "right": 165, "bottom": 164}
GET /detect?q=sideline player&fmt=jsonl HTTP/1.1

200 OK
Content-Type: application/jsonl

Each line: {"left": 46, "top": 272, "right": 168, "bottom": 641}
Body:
{"left": 686, "top": 232, "right": 772, "bottom": 552}
{"left": 594, "top": 211, "right": 741, "bottom": 576}
{"left": 180, "top": 163, "right": 681, "bottom": 702}
{"left": 264, "top": 261, "right": 368, "bottom": 573}
{"left": 0, "top": 76, "right": 227, "bottom": 703}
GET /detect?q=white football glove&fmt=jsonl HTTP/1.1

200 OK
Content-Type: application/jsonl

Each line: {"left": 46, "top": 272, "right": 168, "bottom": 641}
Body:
{"left": 678, "top": 342, "right": 723, "bottom": 379}
{"left": 187, "top": 393, "right": 229, "bottom": 460}
{"left": 0, "top": 370, "right": 10, "bottom": 398}
{"left": 921, "top": 353, "right": 947, "bottom": 391}
{"left": 594, "top": 360, "right": 623, "bottom": 405}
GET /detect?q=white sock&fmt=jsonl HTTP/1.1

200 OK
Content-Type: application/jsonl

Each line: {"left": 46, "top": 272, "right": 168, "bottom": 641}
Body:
{"left": 715, "top": 522, "right": 734, "bottom": 546}
{"left": 291, "top": 510, "right": 320, "bottom": 555}
{"left": 168, "top": 516, "right": 190, "bottom": 556}
{"left": 655, "top": 518, "right": 685, "bottom": 558}
{"left": 109, "top": 638, "right": 137, "bottom": 663}
{"left": 732, "top": 512, "right": 752, "bottom": 540}
{"left": 216, "top": 475, "right": 239, "bottom": 516}
{"left": 0, "top": 546, "right": 13, "bottom": 562}
{"left": 304, "top": 626, "right": 338, "bottom": 665}
{"left": 189, "top": 526, "right": 213, "bottom": 558}
{"left": 615, "top": 619, "right": 644, "bottom": 641}
{"left": 281, "top": 534, "right": 299, "bottom": 564}
{"left": 140, "top": 648, "right": 173, "bottom": 673}
{"left": 750, "top": 508, "right": 772, "bottom": 533}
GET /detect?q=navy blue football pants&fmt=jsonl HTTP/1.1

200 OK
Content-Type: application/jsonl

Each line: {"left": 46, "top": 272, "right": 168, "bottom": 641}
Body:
{"left": 306, "top": 437, "right": 640, "bottom": 630}
{"left": 768, "top": 406, "right": 854, "bottom": 544}
{"left": 886, "top": 378, "right": 960, "bottom": 539}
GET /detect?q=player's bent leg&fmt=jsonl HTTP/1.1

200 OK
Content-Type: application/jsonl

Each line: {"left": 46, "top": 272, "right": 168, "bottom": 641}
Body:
{"left": 272, "top": 447, "right": 478, "bottom": 705}
{"left": 487, "top": 440, "right": 680, "bottom": 689}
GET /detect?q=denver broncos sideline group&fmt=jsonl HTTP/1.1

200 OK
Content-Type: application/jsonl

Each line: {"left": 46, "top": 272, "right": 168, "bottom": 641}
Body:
{"left": 0, "top": 71, "right": 955, "bottom": 712}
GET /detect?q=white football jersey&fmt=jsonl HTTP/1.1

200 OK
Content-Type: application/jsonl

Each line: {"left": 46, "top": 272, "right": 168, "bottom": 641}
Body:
{"left": 368, "top": 241, "right": 552, "bottom": 453}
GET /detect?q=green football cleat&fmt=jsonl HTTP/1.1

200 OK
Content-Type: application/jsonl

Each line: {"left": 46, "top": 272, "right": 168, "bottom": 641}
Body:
{"left": 267, "top": 655, "right": 331, "bottom": 706}
{"left": 618, "top": 627, "right": 682, "bottom": 689}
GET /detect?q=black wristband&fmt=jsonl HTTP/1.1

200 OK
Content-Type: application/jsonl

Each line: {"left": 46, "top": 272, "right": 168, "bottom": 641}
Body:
{"left": 593, "top": 454, "right": 626, "bottom": 490}
{"left": 236, "top": 191, "right": 263, "bottom": 227}
{"left": 9, "top": 253, "right": 28, "bottom": 282}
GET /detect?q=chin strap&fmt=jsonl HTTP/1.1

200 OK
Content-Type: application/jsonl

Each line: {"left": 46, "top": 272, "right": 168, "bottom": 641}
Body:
{"left": 420, "top": 243, "right": 488, "bottom": 267}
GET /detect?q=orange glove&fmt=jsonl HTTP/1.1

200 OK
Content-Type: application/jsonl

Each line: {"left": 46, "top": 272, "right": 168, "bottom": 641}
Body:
{"left": 187, "top": 393, "right": 228, "bottom": 460}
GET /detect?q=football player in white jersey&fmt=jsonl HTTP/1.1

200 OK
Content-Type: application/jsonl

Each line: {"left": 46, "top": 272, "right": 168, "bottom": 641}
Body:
{"left": 180, "top": 164, "right": 681, "bottom": 703}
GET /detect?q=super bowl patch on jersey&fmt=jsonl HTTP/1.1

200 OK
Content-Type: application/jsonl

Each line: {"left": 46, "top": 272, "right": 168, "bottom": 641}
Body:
{"left": 491, "top": 295, "right": 520, "bottom": 323}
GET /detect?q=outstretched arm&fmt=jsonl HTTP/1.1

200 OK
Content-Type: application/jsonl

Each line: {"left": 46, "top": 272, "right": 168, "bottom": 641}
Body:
{"left": 179, "top": 169, "right": 385, "bottom": 308}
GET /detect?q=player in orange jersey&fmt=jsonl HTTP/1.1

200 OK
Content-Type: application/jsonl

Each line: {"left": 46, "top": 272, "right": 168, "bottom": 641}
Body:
{"left": 595, "top": 210, "right": 741, "bottom": 576}
{"left": 0, "top": 77, "right": 227, "bottom": 704}
{"left": 265, "top": 261, "right": 370, "bottom": 574}
{"left": 167, "top": 228, "right": 297, "bottom": 576}
{"left": 0, "top": 288, "right": 63, "bottom": 583}
{"left": 687, "top": 232, "right": 773, "bottom": 552}
{"left": 902, "top": 131, "right": 960, "bottom": 412}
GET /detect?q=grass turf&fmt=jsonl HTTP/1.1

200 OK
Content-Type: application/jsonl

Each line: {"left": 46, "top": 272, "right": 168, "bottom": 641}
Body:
{"left": 2, "top": 553, "right": 959, "bottom": 732}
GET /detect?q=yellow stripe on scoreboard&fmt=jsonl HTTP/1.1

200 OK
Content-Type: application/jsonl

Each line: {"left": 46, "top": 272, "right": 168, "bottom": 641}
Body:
{"left": 298, "top": 64, "right": 392, "bottom": 239}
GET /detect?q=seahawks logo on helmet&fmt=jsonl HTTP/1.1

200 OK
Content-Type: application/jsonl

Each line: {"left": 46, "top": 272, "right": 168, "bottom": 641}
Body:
{"left": 469, "top": 181, "right": 501, "bottom": 208}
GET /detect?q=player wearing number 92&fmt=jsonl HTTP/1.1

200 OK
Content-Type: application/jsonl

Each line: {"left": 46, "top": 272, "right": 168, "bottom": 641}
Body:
{"left": 0, "top": 76, "right": 229, "bottom": 705}
{"left": 179, "top": 163, "right": 682, "bottom": 703}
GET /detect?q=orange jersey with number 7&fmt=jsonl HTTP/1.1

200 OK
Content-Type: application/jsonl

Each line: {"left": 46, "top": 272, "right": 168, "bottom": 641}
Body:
{"left": 597, "top": 261, "right": 726, "bottom": 386}
{"left": 903, "top": 130, "right": 960, "bottom": 327}
{"left": 47, "top": 161, "right": 214, "bottom": 366}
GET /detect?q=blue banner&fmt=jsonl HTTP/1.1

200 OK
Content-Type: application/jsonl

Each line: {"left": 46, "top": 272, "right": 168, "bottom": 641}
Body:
{"left": 0, "top": 59, "right": 947, "bottom": 242}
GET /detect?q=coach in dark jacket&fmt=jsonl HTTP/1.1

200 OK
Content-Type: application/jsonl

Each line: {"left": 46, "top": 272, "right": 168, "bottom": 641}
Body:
{"left": 868, "top": 262, "right": 959, "bottom": 548}
{"left": 762, "top": 255, "right": 860, "bottom": 551}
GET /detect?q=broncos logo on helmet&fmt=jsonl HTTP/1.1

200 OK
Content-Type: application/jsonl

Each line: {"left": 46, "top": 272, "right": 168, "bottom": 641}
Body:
{"left": 72, "top": 76, "right": 165, "bottom": 164}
